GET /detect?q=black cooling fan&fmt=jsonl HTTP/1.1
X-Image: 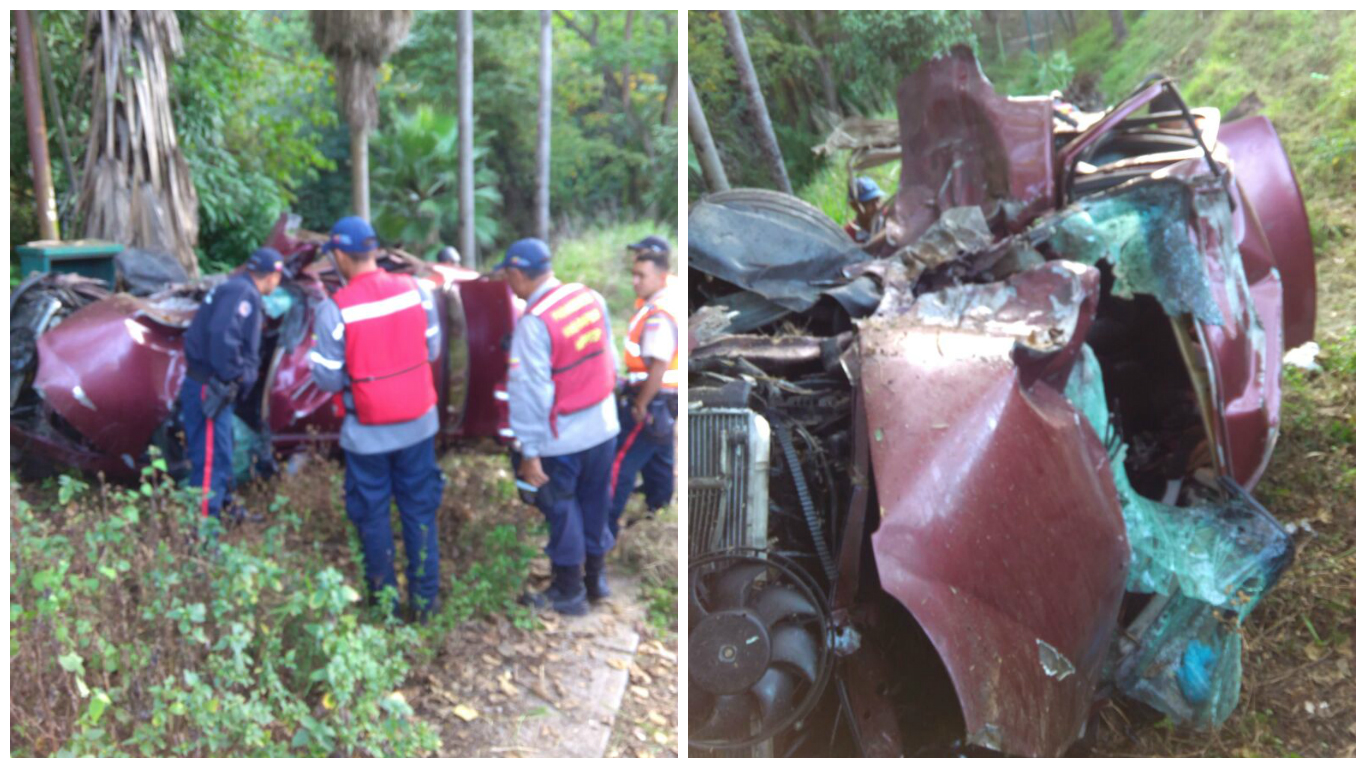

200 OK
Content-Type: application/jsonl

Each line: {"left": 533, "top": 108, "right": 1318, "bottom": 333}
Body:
{"left": 689, "top": 551, "right": 832, "bottom": 749}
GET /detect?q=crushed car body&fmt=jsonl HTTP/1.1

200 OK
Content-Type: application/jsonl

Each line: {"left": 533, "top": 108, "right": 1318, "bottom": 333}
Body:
{"left": 687, "top": 46, "right": 1312, "bottom": 757}
{"left": 11, "top": 214, "right": 518, "bottom": 483}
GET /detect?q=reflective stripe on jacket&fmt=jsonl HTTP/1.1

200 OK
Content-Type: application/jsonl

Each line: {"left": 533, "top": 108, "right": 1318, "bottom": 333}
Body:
{"left": 624, "top": 278, "right": 679, "bottom": 390}
{"left": 333, "top": 270, "right": 438, "bottom": 425}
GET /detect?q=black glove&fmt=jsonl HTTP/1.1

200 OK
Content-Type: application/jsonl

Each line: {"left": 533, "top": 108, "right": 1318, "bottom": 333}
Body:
{"left": 203, "top": 377, "right": 240, "bottom": 420}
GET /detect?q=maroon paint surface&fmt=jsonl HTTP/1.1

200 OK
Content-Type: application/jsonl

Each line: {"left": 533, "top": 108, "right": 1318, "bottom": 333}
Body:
{"left": 1219, "top": 116, "right": 1316, "bottom": 348}
{"left": 861, "top": 264, "right": 1129, "bottom": 756}
{"left": 894, "top": 46, "right": 1055, "bottom": 243}
{"left": 21, "top": 233, "right": 517, "bottom": 475}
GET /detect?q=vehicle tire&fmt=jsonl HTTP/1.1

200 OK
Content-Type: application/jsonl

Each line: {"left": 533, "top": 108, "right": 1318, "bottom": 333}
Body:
{"left": 698, "top": 187, "right": 851, "bottom": 246}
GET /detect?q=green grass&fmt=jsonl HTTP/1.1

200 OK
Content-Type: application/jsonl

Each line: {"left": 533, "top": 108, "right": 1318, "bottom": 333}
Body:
{"left": 796, "top": 156, "right": 902, "bottom": 229}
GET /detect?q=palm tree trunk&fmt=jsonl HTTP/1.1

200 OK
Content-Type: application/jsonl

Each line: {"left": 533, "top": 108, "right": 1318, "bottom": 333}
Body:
{"left": 15, "top": 9, "right": 58, "bottom": 241}
{"left": 687, "top": 74, "right": 729, "bottom": 193}
{"left": 458, "top": 10, "right": 475, "bottom": 263}
{"left": 720, "top": 10, "right": 790, "bottom": 195}
{"left": 536, "top": 10, "right": 551, "bottom": 241}
{"left": 1109, "top": 11, "right": 1129, "bottom": 43}
{"left": 350, "top": 126, "right": 369, "bottom": 219}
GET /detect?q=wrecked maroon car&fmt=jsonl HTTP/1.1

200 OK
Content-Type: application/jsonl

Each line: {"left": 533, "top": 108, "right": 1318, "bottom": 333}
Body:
{"left": 11, "top": 214, "right": 518, "bottom": 484}
{"left": 687, "top": 47, "right": 1312, "bottom": 757}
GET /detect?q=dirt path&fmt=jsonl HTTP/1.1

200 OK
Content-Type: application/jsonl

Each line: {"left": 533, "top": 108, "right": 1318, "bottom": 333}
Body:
{"left": 253, "top": 448, "right": 680, "bottom": 758}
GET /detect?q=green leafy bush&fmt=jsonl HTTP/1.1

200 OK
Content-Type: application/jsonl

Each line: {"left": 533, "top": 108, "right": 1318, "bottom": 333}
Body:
{"left": 440, "top": 524, "right": 540, "bottom": 632}
{"left": 371, "top": 105, "right": 502, "bottom": 258}
{"left": 10, "top": 455, "right": 438, "bottom": 757}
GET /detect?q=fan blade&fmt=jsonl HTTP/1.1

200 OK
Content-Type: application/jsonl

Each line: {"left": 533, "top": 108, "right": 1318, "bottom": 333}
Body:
{"left": 750, "top": 585, "right": 819, "bottom": 629}
{"left": 689, "top": 570, "right": 708, "bottom": 630}
{"left": 692, "top": 693, "right": 753, "bottom": 741}
{"left": 689, "top": 686, "right": 715, "bottom": 726}
{"left": 769, "top": 625, "right": 818, "bottom": 684}
{"left": 751, "top": 668, "right": 796, "bottom": 733}
{"left": 711, "top": 563, "right": 767, "bottom": 612}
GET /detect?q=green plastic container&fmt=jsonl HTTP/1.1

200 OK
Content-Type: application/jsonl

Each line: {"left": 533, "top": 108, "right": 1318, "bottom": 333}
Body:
{"left": 15, "top": 239, "right": 123, "bottom": 286}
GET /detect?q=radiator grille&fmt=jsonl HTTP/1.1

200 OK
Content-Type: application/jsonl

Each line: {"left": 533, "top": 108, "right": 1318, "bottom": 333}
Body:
{"left": 689, "top": 408, "right": 770, "bottom": 557}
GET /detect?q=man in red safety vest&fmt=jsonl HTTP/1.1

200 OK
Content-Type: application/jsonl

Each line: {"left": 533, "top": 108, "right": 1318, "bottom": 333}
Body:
{"left": 307, "top": 216, "right": 445, "bottom": 623}
{"left": 498, "top": 238, "right": 620, "bottom": 616}
{"left": 608, "top": 236, "right": 679, "bottom": 538}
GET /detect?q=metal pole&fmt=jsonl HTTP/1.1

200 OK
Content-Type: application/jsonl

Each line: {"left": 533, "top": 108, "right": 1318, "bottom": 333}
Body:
{"left": 687, "top": 75, "right": 729, "bottom": 193}
{"left": 457, "top": 10, "right": 476, "bottom": 264}
{"left": 536, "top": 10, "right": 552, "bottom": 242}
{"left": 15, "top": 9, "right": 59, "bottom": 241}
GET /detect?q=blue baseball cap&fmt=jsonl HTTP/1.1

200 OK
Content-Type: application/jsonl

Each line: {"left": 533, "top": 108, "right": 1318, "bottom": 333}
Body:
{"left": 493, "top": 238, "right": 552, "bottom": 273}
{"left": 325, "top": 216, "right": 379, "bottom": 254}
{"left": 627, "top": 235, "right": 671, "bottom": 255}
{"left": 852, "top": 177, "right": 884, "bottom": 203}
{"left": 246, "top": 247, "right": 284, "bottom": 274}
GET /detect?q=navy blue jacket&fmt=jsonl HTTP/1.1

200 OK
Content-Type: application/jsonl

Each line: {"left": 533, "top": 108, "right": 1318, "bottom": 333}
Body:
{"left": 184, "top": 273, "right": 263, "bottom": 390}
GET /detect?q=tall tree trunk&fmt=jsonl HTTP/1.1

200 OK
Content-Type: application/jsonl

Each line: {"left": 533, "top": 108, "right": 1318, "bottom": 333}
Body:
{"left": 720, "top": 10, "right": 790, "bottom": 195}
{"left": 34, "top": 12, "right": 76, "bottom": 233}
{"left": 659, "top": 12, "right": 677, "bottom": 127}
{"left": 1109, "top": 10, "right": 1129, "bottom": 43}
{"left": 787, "top": 11, "right": 839, "bottom": 116}
{"left": 457, "top": 10, "right": 475, "bottom": 263}
{"left": 536, "top": 10, "right": 551, "bottom": 241}
{"left": 350, "top": 127, "right": 369, "bottom": 219}
{"left": 687, "top": 74, "right": 729, "bottom": 193}
{"left": 15, "top": 10, "right": 58, "bottom": 241}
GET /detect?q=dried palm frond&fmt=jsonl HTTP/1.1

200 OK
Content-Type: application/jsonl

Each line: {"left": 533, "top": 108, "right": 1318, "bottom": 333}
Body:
{"left": 309, "top": 10, "right": 413, "bottom": 132}
{"left": 77, "top": 10, "right": 200, "bottom": 277}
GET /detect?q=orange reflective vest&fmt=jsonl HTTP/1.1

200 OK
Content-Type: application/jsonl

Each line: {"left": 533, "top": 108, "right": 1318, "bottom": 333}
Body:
{"left": 624, "top": 276, "right": 680, "bottom": 391}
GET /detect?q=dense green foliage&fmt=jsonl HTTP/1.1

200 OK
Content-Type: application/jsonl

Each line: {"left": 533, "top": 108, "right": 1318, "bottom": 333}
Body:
{"left": 371, "top": 106, "right": 502, "bottom": 259}
{"left": 11, "top": 10, "right": 676, "bottom": 272}
{"left": 687, "top": 10, "right": 976, "bottom": 198}
{"left": 9, "top": 460, "right": 439, "bottom": 757}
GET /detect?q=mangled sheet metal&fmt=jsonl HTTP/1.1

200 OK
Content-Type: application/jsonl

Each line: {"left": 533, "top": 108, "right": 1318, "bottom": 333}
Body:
{"left": 861, "top": 165, "right": 1294, "bottom": 752}
{"left": 687, "top": 47, "right": 1314, "bottom": 757}
{"left": 860, "top": 261, "right": 1129, "bottom": 757}
{"left": 12, "top": 213, "right": 520, "bottom": 481}
{"left": 688, "top": 189, "right": 882, "bottom": 318}
{"left": 1065, "top": 343, "right": 1292, "bottom": 727}
{"left": 894, "top": 45, "right": 1055, "bottom": 243}
{"left": 1039, "top": 170, "right": 1279, "bottom": 487}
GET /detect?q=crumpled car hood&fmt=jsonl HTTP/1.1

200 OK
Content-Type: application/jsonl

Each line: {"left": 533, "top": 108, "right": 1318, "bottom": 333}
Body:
{"left": 862, "top": 261, "right": 1129, "bottom": 756}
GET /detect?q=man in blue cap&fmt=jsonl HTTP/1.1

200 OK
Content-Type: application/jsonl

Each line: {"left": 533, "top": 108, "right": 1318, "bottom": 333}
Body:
{"left": 844, "top": 176, "right": 886, "bottom": 245}
{"left": 307, "top": 216, "right": 446, "bottom": 623}
{"left": 497, "top": 238, "right": 620, "bottom": 616}
{"left": 181, "top": 246, "right": 284, "bottom": 521}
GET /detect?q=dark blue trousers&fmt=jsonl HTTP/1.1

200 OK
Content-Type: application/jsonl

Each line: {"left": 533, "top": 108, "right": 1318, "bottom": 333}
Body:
{"left": 537, "top": 437, "right": 616, "bottom": 567}
{"left": 344, "top": 437, "right": 444, "bottom": 610}
{"left": 179, "top": 380, "right": 234, "bottom": 519}
{"left": 608, "top": 399, "right": 676, "bottom": 537}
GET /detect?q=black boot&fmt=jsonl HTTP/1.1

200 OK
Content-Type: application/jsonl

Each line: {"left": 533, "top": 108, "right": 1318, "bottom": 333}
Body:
{"left": 585, "top": 554, "right": 610, "bottom": 602}
{"left": 521, "top": 564, "right": 588, "bottom": 616}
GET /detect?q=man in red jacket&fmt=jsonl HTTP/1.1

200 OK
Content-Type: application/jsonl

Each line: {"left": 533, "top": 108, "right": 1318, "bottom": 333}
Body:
{"left": 308, "top": 216, "right": 445, "bottom": 623}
